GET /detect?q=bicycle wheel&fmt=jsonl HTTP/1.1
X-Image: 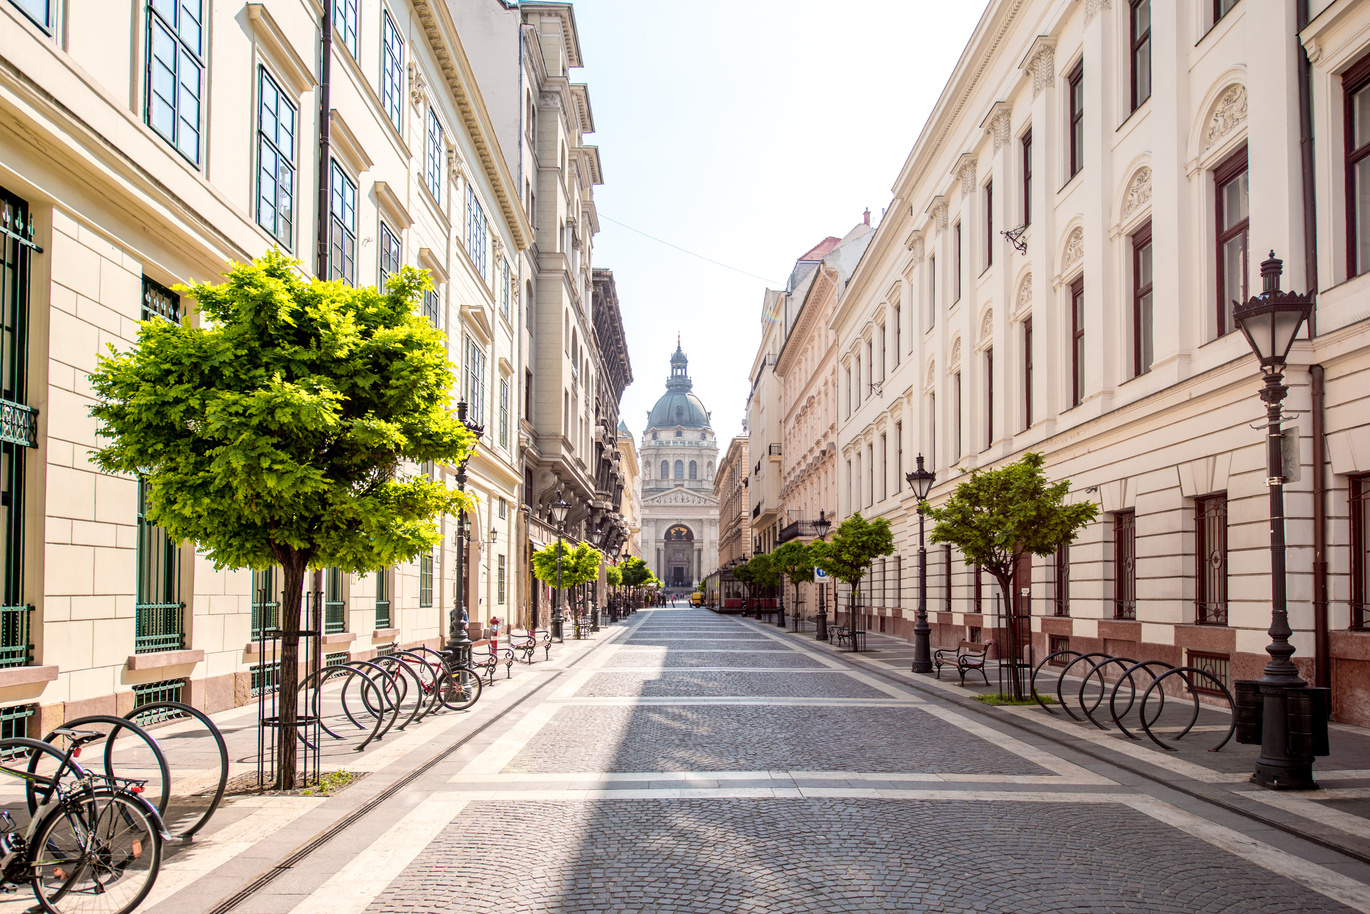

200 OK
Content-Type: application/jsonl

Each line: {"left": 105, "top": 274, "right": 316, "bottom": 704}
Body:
{"left": 436, "top": 665, "right": 482, "bottom": 712}
{"left": 31, "top": 791, "right": 162, "bottom": 914}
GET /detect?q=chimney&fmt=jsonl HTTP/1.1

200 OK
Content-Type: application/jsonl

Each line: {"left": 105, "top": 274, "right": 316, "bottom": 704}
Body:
{"left": 863, "top": 208, "right": 871, "bottom": 226}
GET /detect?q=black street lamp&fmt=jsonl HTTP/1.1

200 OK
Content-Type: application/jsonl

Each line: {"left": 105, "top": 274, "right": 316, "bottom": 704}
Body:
{"left": 905, "top": 454, "right": 937, "bottom": 674}
{"left": 813, "top": 511, "right": 832, "bottom": 642}
{"left": 447, "top": 399, "right": 483, "bottom": 668}
{"left": 1231, "top": 252, "right": 1317, "bottom": 790}
{"left": 590, "top": 526, "right": 604, "bottom": 632}
{"left": 548, "top": 490, "right": 571, "bottom": 643}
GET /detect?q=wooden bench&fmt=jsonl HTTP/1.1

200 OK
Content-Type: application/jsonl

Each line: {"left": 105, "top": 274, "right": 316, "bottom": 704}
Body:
{"left": 934, "top": 640, "right": 994, "bottom": 685}
{"left": 470, "top": 639, "right": 514, "bottom": 685}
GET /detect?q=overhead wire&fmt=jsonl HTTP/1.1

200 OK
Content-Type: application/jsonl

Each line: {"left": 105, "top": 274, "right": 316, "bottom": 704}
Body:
{"left": 597, "top": 213, "right": 783, "bottom": 285}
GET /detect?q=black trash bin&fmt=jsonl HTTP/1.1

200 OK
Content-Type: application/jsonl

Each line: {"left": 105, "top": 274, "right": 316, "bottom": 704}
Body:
{"left": 1234, "top": 680, "right": 1263, "bottom": 745}
{"left": 1287, "top": 686, "right": 1331, "bottom": 758}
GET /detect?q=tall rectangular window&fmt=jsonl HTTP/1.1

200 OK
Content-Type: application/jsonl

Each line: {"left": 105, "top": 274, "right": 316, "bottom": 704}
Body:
{"left": 256, "top": 68, "right": 296, "bottom": 247}
{"left": 135, "top": 479, "right": 182, "bottom": 653}
{"left": 499, "top": 378, "right": 510, "bottom": 448}
{"left": 419, "top": 553, "right": 433, "bottom": 608}
{"left": 501, "top": 259, "right": 511, "bottom": 322}
{"left": 1195, "top": 493, "right": 1228, "bottom": 625}
{"left": 324, "top": 567, "right": 345, "bottom": 634}
{"left": 1130, "top": 0, "right": 1152, "bottom": 111}
{"left": 928, "top": 255, "right": 937, "bottom": 326}
{"left": 1022, "top": 317, "right": 1033, "bottom": 429}
{"left": 895, "top": 421, "right": 903, "bottom": 485}
{"left": 1343, "top": 53, "right": 1370, "bottom": 278}
{"left": 334, "top": 0, "right": 358, "bottom": 58}
{"left": 12, "top": 0, "right": 51, "bottom": 31}
{"left": 984, "top": 180, "right": 993, "bottom": 270}
{"left": 142, "top": 276, "right": 181, "bottom": 324}
{"left": 375, "top": 569, "right": 391, "bottom": 628}
{"left": 1215, "top": 146, "right": 1249, "bottom": 337}
{"left": 879, "top": 433, "right": 887, "bottom": 501}
{"left": 1353, "top": 475, "right": 1370, "bottom": 629}
{"left": 465, "top": 335, "right": 487, "bottom": 426}
{"left": 1068, "top": 63, "right": 1084, "bottom": 178}
{"left": 1214, "top": 0, "right": 1239, "bottom": 22}
{"left": 381, "top": 11, "right": 404, "bottom": 131}
{"left": 379, "top": 222, "right": 400, "bottom": 289}
{"left": 928, "top": 392, "right": 936, "bottom": 470}
{"left": 426, "top": 108, "right": 444, "bottom": 204}
{"left": 329, "top": 161, "right": 357, "bottom": 285}
{"left": 1114, "top": 510, "right": 1136, "bottom": 620}
{"left": 497, "top": 554, "right": 506, "bottom": 604}
{"left": 465, "top": 185, "right": 489, "bottom": 278}
{"left": 953, "top": 222, "right": 962, "bottom": 302}
{"left": 953, "top": 371, "right": 962, "bottom": 463}
{"left": 423, "top": 288, "right": 439, "bottom": 329}
{"left": 1132, "top": 222, "right": 1153, "bottom": 378}
{"left": 984, "top": 347, "right": 993, "bottom": 448}
{"left": 146, "top": 0, "right": 204, "bottom": 165}
{"left": 943, "top": 545, "right": 952, "bottom": 613}
{"left": 1053, "top": 542, "right": 1070, "bottom": 617}
{"left": 251, "top": 567, "right": 279, "bottom": 638}
{"left": 1, "top": 187, "right": 35, "bottom": 666}
{"left": 892, "top": 303, "right": 901, "bottom": 365}
{"left": 1070, "top": 278, "right": 1085, "bottom": 407}
{"left": 1022, "top": 129, "right": 1032, "bottom": 226}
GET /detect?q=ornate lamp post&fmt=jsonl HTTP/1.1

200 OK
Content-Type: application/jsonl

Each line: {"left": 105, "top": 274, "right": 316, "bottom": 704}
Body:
{"left": 905, "top": 454, "right": 937, "bottom": 673}
{"left": 447, "top": 399, "right": 483, "bottom": 668}
{"left": 548, "top": 490, "right": 571, "bottom": 643}
{"left": 1231, "top": 252, "right": 1317, "bottom": 790}
{"left": 589, "top": 526, "right": 604, "bottom": 632}
{"left": 813, "top": 511, "right": 832, "bottom": 642}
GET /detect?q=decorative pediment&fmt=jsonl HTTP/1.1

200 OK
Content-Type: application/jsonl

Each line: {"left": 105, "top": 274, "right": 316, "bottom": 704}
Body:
{"left": 1121, "top": 167, "right": 1152, "bottom": 219}
{"left": 1204, "top": 85, "right": 1247, "bottom": 151}
{"left": 1015, "top": 274, "right": 1032, "bottom": 316}
{"left": 1062, "top": 226, "right": 1085, "bottom": 272}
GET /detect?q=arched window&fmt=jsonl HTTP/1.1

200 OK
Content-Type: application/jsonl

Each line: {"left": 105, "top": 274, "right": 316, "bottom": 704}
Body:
{"left": 688, "top": 461, "right": 698, "bottom": 479}
{"left": 674, "top": 460, "right": 684, "bottom": 479}
{"left": 660, "top": 460, "right": 669, "bottom": 478}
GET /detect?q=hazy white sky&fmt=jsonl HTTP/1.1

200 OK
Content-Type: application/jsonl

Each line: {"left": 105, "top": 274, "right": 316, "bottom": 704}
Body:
{"left": 568, "top": 0, "right": 990, "bottom": 445}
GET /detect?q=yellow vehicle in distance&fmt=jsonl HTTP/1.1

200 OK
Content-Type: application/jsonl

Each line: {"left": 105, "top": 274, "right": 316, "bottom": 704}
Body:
{"left": 690, "top": 591, "right": 704, "bottom": 606}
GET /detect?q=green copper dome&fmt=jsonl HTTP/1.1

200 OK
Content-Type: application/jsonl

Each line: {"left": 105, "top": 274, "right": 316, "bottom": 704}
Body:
{"left": 646, "top": 344, "right": 711, "bottom": 430}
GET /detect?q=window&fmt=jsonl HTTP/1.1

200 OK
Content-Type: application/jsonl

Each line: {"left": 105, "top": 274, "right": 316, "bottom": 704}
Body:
{"left": 984, "top": 347, "right": 993, "bottom": 448}
{"left": 1130, "top": 0, "right": 1152, "bottom": 111}
{"left": 379, "top": 222, "right": 400, "bottom": 289}
{"left": 1344, "top": 54, "right": 1370, "bottom": 278}
{"left": 419, "top": 552, "right": 433, "bottom": 608}
{"left": 1053, "top": 542, "right": 1069, "bottom": 616}
{"left": 892, "top": 304, "right": 901, "bottom": 365}
{"left": 1214, "top": 0, "right": 1239, "bottom": 23}
{"left": 660, "top": 460, "right": 669, "bottom": 479}
{"left": 1022, "top": 129, "right": 1032, "bottom": 226}
{"left": 1195, "top": 493, "right": 1228, "bottom": 625}
{"left": 1132, "top": 223, "right": 1153, "bottom": 378}
{"left": 943, "top": 545, "right": 952, "bottom": 613}
{"left": 499, "top": 497, "right": 507, "bottom": 519}
{"left": 146, "top": 0, "right": 204, "bottom": 165}
{"left": 375, "top": 568, "right": 391, "bottom": 628}
{"left": 1114, "top": 510, "right": 1136, "bottom": 620}
{"left": 499, "top": 378, "right": 509, "bottom": 448}
{"left": 844, "top": 366, "right": 852, "bottom": 417}
{"left": 497, "top": 554, "right": 506, "bottom": 604}
{"left": 135, "top": 478, "right": 183, "bottom": 654}
{"left": 11, "top": 0, "right": 51, "bottom": 31}
{"left": 689, "top": 460, "right": 698, "bottom": 480}
{"left": 1354, "top": 475, "right": 1370, "bottom": 629}
{"left": 501, "top": 260, "right": 511, "bottom": 322}
{"left": 1068, "top": 63, "right": 1084, "bottom": 179}
{"left": 929, "top": 392, "right": 936, "bottom": 469}
{"left": 953, "top": 222, "right": 962, "bottom": 302}
{"left": 895, "top": 421, "right": 903, "bottom": 485}
{"left": 381, "top": 11, "right": 404, "bottom": 131}
{"left": 953, "top": 371, "right": 962, "bottom": 463}
{"left": 1022, "top": 317, "right": 1033, "bottom": 429}
{"left": 984, "top": 180, "right": 993, "bottom": 270}
{"left": 256, "top": 69, "right": 296, "bottom": 247}
{"left": 142, "top": 276, "right": 181, "bottom": 324}
{"left": 879, "top": 433, "right": 887, "bottom": 501}
{"left": 251, "top": 567, "right": 279, "bottom": 638}
{"left": 1215, "top": 146, "right": 1249, "bottom": 337}
{"left": 426, "top": 108, "right": 444, "bottom": 203}
{"left": 466, "top": 185, "right": 489, "bottom": 277}
{"left": 928, "top": 255, "right": 937, "bottom": 326}
{"left": 422, "top": 288, "right": 439, "bottom": 329}
{"left": 324, "top": 567, "right": 345, "bottom": 634}
{"left": 1187, "top": 650, "right": 1231, "bottom": 696}
{"left": 1070, "top": 278, "right": 1085, "bottom": 407}
{"left": 674, "top": 460, "right": 684, "bottom": 480}
{"left": 329, "top": 161, "right": 357, "bottom": 285}
{"left": 464, "top": 335, "right": 487, "bottom": 426}
{"left": 334, "top": 0, "right": 358, "bottom": 58}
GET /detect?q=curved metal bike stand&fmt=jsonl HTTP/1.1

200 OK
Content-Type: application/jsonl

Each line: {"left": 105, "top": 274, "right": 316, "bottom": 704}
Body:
{"left": 344, "top": 659, "right": 403, "bottom": 741}
{"left": 1077, "top": 656, "right": 1139, "bottom": 731}
{"left": 1053, "top": 653, "right": 1113, "bottom": 722}
{"left": 1138, "top": 666, "right": 1236, "bottom": 753}
{"left": 302, "top": 664, "right": 391, "bottom": 751}
{"left": 1031, "top": 650, "right": 1084, "bottom": 713}
{"left": 393, "top": 650, "right": 449, "bottom": 720}
{"left": 38, "top": 714, "right": 170, "bottom": 817}
{"left": 373, "top": 654, "right": 428, "bottom": 731}
{"left": 122, "top": 701, "right": 229, "bottom": 841}
{"left": 1109, "top": 660, "right": 1175, "bottom": 739}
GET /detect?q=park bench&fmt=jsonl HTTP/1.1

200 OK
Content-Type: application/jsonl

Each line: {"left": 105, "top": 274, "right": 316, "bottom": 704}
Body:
{"left": 934, "top": 640, "right": 994, "bottom": 685}
{"left": 509, "top": 629, "right": 552, "bottom": 664}
{"left": 470, "top": 639, "right": 514, "bottom": 684}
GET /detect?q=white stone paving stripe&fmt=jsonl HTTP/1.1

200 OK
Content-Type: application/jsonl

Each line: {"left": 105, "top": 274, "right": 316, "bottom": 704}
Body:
{"left": 458, "top": 701, "right": 561, "bottom": 775}
{"left": 1124, "top": 795, "right": 1370, "bottom": 913}
{"left": 550, "top": 697, "right": 922, "bottom": 707}
{"left": 288, "top": 797, "right": 470, "bottom": 914}
{"left": 918, "top": 703, "right": 1111, "bottom": 783}
{"left": 439, "top": 787, "right": 1132, "bottom": 802}
{"left": 447, "top": 769, "right": 1112, "bottom": 786}
{"left": 1232, "top": 787, "right": 1370, "bottom": 841}
{"left": 146, "top": 796, "right": 324, "bottom": 909}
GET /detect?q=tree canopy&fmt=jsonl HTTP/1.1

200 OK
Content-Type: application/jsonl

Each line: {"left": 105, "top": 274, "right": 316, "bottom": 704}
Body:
{"left": 606, "top": 564, "right": 623, "bottom": 588}
{"left": 89, "top": 250, "right": 473, "bottom": 786}
{"left": 619, "top": 556, "right": 653, "bottom": 589}
{"left": 532, "top": 540, "right": 603, "bottom": 588}
{"left": 811, "top": 513, "right": 894, "bottom": 592}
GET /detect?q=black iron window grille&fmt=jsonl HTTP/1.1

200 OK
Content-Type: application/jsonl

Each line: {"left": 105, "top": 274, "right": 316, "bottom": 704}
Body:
{"left": 145, "top": 0, "right": 204, "bottom": 165}
{"left": 256, "top": 68, "right": 296, "bottom": 248}
{"left": 324, "top": 566, "right": 345, "bottom": 635}
{"left": 375, "top": 568, "right": 391, "bottom": 629}
{"left": 375, "top": 643, "right": 395, "bottom": 657}
{"left": 1049, "top": 636, "right": 1070, "bottom": 664}
{"left": 380, "top": 12, "right": 404, "bottom": 131}
{"left": 419, "top": 552, "right": 433, "bottom": 608}
{"left": 1352, "top": 475, "right": 1370, "bottom": 629}
{"left": 325, "top": 651, "right": 349, "bottom": 668}
{"left": 1114, "top": 510, "right": 1137, "bottom": 620}
{"left": 141, "top": 277, "right": 181, "bottom": 324}
{"left": 132, "top": 679, "right": 186, "bottom": 722}
{"left": 136, "top": 479, "right": 183, "bottom": 653}
{"left": 250, "top": 661, "right": 279, "bottom": 697}
{"left": 1053, "top": 542, "right": 1070, "bottom": 617}
{"left": 1186, "top": 650, "right": 1230, "bottom": 696}
{"left": 0, "top": 703, "right": 34, "bottom": 758}
{"left": 0, "top": 188, "right": 36, "bottom": 668}
{"left": 251, "top": 567, "right": 279, "bottom": 639}
{"left": 1195, "top": 493, "right": 1229, "bottom": 625}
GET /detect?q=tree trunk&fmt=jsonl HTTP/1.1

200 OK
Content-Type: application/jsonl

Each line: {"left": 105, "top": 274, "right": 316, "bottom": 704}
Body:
{"left": 276, "top": 551, "right": 308, "bottom": 790}
{"left": 991, "top": 567, "right": 1021, "bottom": 700}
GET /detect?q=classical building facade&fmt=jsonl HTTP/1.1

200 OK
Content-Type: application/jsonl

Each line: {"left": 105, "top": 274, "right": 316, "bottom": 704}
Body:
{"left": 640, "top": 345, "right": 719, "bottom": 589}
{"left": 616, "top": 421, "right": 643, "bottom": 560}
{"left": 828, "top": 0, "right": 1370, "bottom": 722}
{"left": 715, "top": 434, "right": 751, "bottom": 570}
{"left": 0, "top": 0, "right": 529, "bottom": 728}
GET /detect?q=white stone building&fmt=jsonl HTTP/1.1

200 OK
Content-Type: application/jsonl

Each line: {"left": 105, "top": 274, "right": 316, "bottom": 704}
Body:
{"left": 826, "top": 0, "right": 1370, "bottom": 724}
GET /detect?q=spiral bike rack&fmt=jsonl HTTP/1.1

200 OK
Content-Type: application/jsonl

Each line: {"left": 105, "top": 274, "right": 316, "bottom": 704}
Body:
{"left": 37, "top": 714, "right": 170, "bottom": 817}
{"left": 302, "top": 661, "right": 397, "bottom": 752}
{"left": 123, "top": 700, "right": 230, "bottom": 840}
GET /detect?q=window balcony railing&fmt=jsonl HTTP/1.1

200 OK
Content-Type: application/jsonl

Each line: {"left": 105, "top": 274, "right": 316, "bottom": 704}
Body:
{"left": 769, "top": 443, "right": 782, "bottom": 457}
{"left": 0, "top": 605, "right": 33, "bottom": 668}
{"left": 325, "top": 600, "right": 347, "bottom": 634}
{"left": 134, "top": 602, "right": 185, "bottom": 653}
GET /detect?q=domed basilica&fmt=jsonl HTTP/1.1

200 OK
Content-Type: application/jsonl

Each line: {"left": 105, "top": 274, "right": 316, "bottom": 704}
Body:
{"left": 639, "top": 343, "right": 719, "bottom": 589}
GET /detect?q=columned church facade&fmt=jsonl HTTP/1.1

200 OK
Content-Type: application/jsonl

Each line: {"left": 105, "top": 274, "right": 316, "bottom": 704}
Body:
{"left": 639, "top": 346, "right": 719, "bottom": 589}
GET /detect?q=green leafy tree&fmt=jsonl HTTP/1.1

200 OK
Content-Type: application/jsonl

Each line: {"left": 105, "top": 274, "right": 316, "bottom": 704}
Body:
{"left": 926, "top": 451, "right": 1099, "bottom": 699}
{"left": 770, "top": 541, "right": 815, "bottom": 619}
{"left": 89, "top": 251, "right": 473, "bottom": 787}
{"left": 734, "top": 553, "right": 780, "bottom": 614}
{"left": 532, "top": 540, "right": 603, "bottom": 612}
{"left": 606, "top": 564, "right": 623, "bottom": 589}
{"left": 620, "top": 556, "right": 651, "bottom": 607}
{"left": 811, "top": 514, "right": 894, "bottom": 623}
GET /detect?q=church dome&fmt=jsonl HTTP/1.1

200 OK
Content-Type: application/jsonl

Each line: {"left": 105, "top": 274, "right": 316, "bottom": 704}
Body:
{"left": 647, "top": 344, "right": 712, "bottom": 430}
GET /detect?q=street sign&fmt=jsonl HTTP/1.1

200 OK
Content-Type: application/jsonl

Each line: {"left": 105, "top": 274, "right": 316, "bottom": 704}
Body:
{"left": 814, "top": 567, "right": 828, "bottom": 580}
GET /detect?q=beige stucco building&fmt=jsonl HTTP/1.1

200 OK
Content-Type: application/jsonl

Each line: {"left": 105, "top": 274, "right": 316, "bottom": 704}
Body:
{"left": 715, "top": 434, "right": 750, "bottom": 571}
{"left": 0, "top": 0, "right": 532, "bottom": 730}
